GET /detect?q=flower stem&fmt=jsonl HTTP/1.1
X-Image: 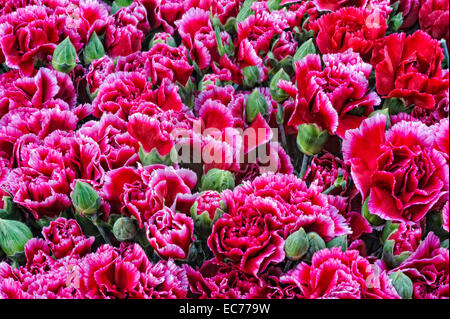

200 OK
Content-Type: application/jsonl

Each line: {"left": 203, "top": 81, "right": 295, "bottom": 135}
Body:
{"left": 278, "top": 123, "right": 288, "bottom": 152}
{"left": 92, "top": 215, "right": 111, "bottom": 245}
{"left": 283, "top": 260, "right": 293, "bottom": 273}
{"left": 322, "top": 184, "right": 336, "bottom": 195}
{"left": 299, "top": 154, "right": 310, "bottom": 179}
{"left": 441, "top": 39, "right": 449, "bottom": 68}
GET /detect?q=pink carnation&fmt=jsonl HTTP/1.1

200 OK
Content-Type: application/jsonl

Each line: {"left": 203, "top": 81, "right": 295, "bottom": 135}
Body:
{"left": 281, "top": 247, "right": 400, "bottom": 299}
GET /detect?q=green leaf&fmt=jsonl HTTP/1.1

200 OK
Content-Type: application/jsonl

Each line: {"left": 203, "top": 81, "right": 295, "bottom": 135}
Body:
{"left": 236, "top": 0, "right": 257, "bottom": 23}
{"left": 389, "top": 271, "right": 413, "bottom": 299}
{"left": 268, "top": 0, "right": 282, "bottom": 11}
{"left": 245, "top": 89, "right": 268, "bottom": 123}
{"left": 292, "top": 38, "right": 316, "bottom": 67}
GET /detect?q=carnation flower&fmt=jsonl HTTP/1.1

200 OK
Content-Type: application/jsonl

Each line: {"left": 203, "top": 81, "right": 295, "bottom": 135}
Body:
{"left": 42, "top": 217, "right": 94, "bottom": 259}
{"left": 146, "top": 206, "right": 195, "bottom": 260}
{"left": 314, "top": 6, "right": 387, "bottom": 60}
{"left": 371, "top": 31, "right": 449, "bottom": 111}
{"left": 393, "top": 232, "right": 449, "bottom": 299}
{"left": 0, "top": 6, "right": 59, "bottom": 76}
{"left": 281, "top": 247, "right": 400, "bottom": 299}
{"left": 419, "top": 0, "right": 449, "bottom": 46}
{"left": 286, "top": 49, "right": 380, "bottom": 137}
{"left": 343, "top": 115, "right": 448, "bottom": 223}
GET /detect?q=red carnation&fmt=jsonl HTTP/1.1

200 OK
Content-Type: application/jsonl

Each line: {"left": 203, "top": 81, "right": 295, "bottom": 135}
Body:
{"left": 372, "top": 31, "right": 449, "bottom": 111}
{"left": 393, "top": 232, "right": 449, "bottom": 299}
{"left": 146, "top": 207, "right": 195, "bottom": 260}
{"left": 42, "top": 217, "right": 94, "bottom": 259}
{"left": 314, "top": 6, "right": 387, "bottom": 60}
{"left": 343, "top": 115, "right": 448, "bottom": 223}
{"left": 0, "top": 6, "right": 59, "bottom": 76}
{"left": 287, "top": 50, "right": 380, "bottom": 137}
{"left": 281, "top": 247, "right": 400, "bottom": 299}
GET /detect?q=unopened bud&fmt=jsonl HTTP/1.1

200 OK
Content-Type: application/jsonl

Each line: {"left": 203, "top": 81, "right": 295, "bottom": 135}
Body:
{"left": 113, "top": 217, "right": 137, "bottom": 242}
{"left": 71, "top": 181, "right": 101, "bottom": 216}
{"left": 52, "top": 37, "right": 77, "bottom": 73}
{"left": 284, "top": 228, "right": 309, "bottom": 260}
{"left": 297, "top": 123, "right": 329, "bottom": 156}
{"left": 201, "top": 169, "right": 235, "bottom": 192}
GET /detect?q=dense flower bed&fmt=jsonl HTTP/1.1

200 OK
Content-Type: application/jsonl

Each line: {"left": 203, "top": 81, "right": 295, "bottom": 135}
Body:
{"left": 0, "top": 0, "right": 448, "bottom": 299}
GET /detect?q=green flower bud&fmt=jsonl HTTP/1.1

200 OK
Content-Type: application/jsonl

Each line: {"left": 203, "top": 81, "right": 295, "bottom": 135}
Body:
{"left": 245, "top": 89, "right": 268, "bottom": 123}
{"left": 71, "top": 181, "right": 101, "bottom": 216}
{"left": 83, "top": 32, "right": 105, "bottom": 65}
{"left": 149, "top": 34, "right": 176, "bottom": 48}
{"left": 0, "top": 218, "right": 33, "bottom": 257}
{"left": 381, "top": 221, "right": 400, "bottom": 244}
{"left": 292, "top": 38, "right": 316, "bottom": 67}
{"left": 112, "top": 217, "right": 137, "bottom": 242}
{"left": 362, "top": 197, "right": 385, "bottom": 226}
{"left": 382, "top": 239, "right": 411, "bottom": 268}
{"left": 139, "top": 145, "right": 177, "bottom": 167}
{"left": 284, "top": 228, "right": 309, "bottom": 260}
{"left": 304, "top": 232, "right": 326, "bottom": 262}
{"left": 242, "top": 66, "right": 260, "bottom": 89}
{"left": 52, "top": 37, "right": 77, "bottom": 73}
{"left": 269, "top": 68, "right": 290, "bottom": 102}
{"left": 0, "top": 196, "right": 20, "bottom": 220}
{"left": 326, "top": 235, "right": 347, "bottom": 251}
{"left": 307, "top": 232, "right": 326, "bottom": 254}
{"left": 201, "top": 169, "right": 235, "bottom": 192}
{"left": 296, "top": 123, "right": 329, "bottom": 156}
{"left": 389, "top": 271, "right": 413, "bottom": 299}
{"left": 382, "top": 97, "right": 408, "bottom": 115}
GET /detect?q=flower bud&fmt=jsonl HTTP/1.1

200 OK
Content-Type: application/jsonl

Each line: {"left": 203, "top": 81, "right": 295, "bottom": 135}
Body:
{"left": 242, "top": 66, "right": 260, "bottom": 88}
{"left": 71, "top": 181, "right": 101, "bottom": 216}
{"left": 296, "top": 123, "right": 329, "bottom": 156}
{"left": 191, "top": 192, "right": 225, "bottom": 239}
{"left": 326, "top": 235, "right": 347, "bottom": 251}
{"left": 382, "top": 97, "right": 408, "bottom": 115}
{"left": 139, "top": 145, "right": 177, "bottom": 166}
{"left": 381, "top": 221, "right": 400, "bottom": 244}
{"left": 362, "top": 197, "right": 385, "bottom": 226}
{"left": 269, "top": 68, "right": 290, "bottom": 102}
{"left": 0, "top": 218, "right": 33, "bottom": 257}
{"left": 52, "top": 37, "right": 77, "bottom": 73}
{"left": 113, "top": 217, "right": 137, "bottom": 242}
{"left": 83, "top": 32, "right": 105, "bottom": 65}
{"left": 201, "top": 169, "right": 235, "bottom": 192}
{"left": 382, "top": 239, "right": 411, "bottom": 269}
{"left": 245, "top": 89, "right": 268, "bottom": 123}
{"left": 284, "top": 228, "right": 309, "bottom": 260}
{"left": 0, "top": 196, "right": 20, "bottom": 220}
{"left": 389, "top": 271, "right": 413, "bottom": 299}
{"left": 307, "top": 232, "right": 326, "bottom": 254}
{"left": 149, "top": 33, "right": 176, "bottom": 48}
